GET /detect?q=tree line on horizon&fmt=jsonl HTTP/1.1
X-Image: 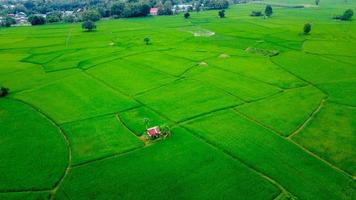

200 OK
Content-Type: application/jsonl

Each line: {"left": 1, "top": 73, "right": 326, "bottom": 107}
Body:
{"left": 0, "top": 0, "right": 230, "bottom": 26}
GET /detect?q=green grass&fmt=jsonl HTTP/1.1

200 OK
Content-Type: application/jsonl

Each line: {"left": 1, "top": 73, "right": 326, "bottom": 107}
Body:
{"left": 271, "top": 51, "right": 356, "bottom": 84}
{"left": 182, "top": 110, "right": 353, "bottom": 200}
{"left": 0, "top": 192, "right": 49, "bottom": 200}
{"left": 87, "top": 58, "right": 176, "bottom": 95}
{"left": 61, "top": 115, "right": 144, "bottom": 166}
{"left": 237, "top": 86, "right": 326, "bottom": 136}
{"left": 119, "top": 106, "right": 171, "bottom": 136}
{"left": 304, "top": 40, "right": 356, "bottom": 57}
{"left": 0, "top": 66, "right": 78, "bottom": 93}
{"left": 0, "top": 1, "right": 355, "bottom": 199}
{"left": 293, "top": 102, "right": 356, "bottom": 176}
{"left": 0, "top": 53, "right": 37, "bottom": 75}
{"left": 185, "top": 65, "right": 282, "bottom": 101}
{"left": 206, "top": 55, "right": 307, "bottom": 89}
{"left": 55, "top": 127, "right": 280, "bottom": 200}
{"left": 136, "top": 79, "right": 241, "bottom": 122}
{"left": 14, "top": 72, "right": 138, "bottom": 124}
{"left": 124, "top": 51, "right": 197, "bottom": 76}
{"left": 0, "top": 98, "right": 67, "bottom": 191}
{"left": 318, "top": 79, "right": 356, "bottom": 106}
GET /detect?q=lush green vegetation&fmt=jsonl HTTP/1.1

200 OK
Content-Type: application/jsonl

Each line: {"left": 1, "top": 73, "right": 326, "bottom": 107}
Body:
{"left": 14, "top": 73, "right": 138, "bottom": 123}
{"left": 0, "top": 99, "right": 67, "bottom": 191}
{"left": 293, "top": 102, "right": 356, "bottom": 176}
{"left": 61, "top": 115, "right": 143, "bottom": 166}
{"left": 182, "top": 110, "right": 353, "bottom": 200}
{"left": 237, "top": 86, "right": 326, "bottom": 136}
{"left": 55, "top": 128, "right": 280, "bottom": 200}
{"left": 0, "top": 1, "right": 355, "bottom": 199}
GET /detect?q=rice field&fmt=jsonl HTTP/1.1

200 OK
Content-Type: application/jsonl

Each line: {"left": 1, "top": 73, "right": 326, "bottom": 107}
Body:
{"left": 0, "top": 1, "right": 355, "bottom": 199}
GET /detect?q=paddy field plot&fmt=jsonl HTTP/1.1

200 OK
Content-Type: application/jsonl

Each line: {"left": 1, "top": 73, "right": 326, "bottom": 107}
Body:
{"left": 0, "top": 1, "right": 355, "bottom": 200}
{"left": 0, "top": 99, "right": 67, "bottom": 191}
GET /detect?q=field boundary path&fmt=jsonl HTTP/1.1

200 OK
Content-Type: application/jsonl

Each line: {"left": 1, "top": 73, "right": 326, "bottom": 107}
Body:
{"left": 288, "top": 98, "right": 325, "bottom": 139}
{"left": 234, "top": 107, "right": 354, "bottom": 180}
{"left": 180, "top": 125, "right": 291, "bottom": 199}
{"left": 5, "top": 98, "right": 73, "bottom": 199}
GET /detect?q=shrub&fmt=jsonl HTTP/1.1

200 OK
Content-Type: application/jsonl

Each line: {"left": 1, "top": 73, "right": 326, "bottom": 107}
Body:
{"left": 265, "top": 5, "right": 273, "bottom": 17}
{"left": 334, "top": 9, "right": 354, "bottom": 21}
{"left": 315, "top": 0, "right": 320, "bottom": 6}
{"left": 1, "top": 17, "right": 16, "bottom": 27}
{"left": 342, "top": 9, "right": 353, "bottom": 20}
{"left": 218, "top": 9, "right": 225, "bottom": 18}
{"left": 303, "top": 23, "right": 312, "bottom": 34}
{"left": 184, "top": 12, "right": 190, "bottom": 19}
{"left": 28, "top": 15, "right": 46, "bottom": 25}
{"left": 144, "top": 37, "right": 150, "bottom": 45}
{"left": 160, "top": 124, "right": 171, "bottom": 138}
{"left": 250, "top": 11, "right": 263, "bottom": 17}
{"left": 0, "top": 87, "right": 9, "bottom": 97}
{"left": 82, "top": 20, "right": 96, "bottom": 32}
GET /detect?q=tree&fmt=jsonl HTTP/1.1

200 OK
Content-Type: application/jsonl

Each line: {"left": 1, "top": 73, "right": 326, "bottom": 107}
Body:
{"left": 2, "top": 17, "right": 16, "bottom": 27}
{"left": 24, "top": 1, "right": 35, "bottom": 10}
{"left": 184, "top": 12, "right": 190, "bottom": 19}
{"left": 13, "top": 5, "right": 28, "bottom": 14}
{"left": 122, "top": 2, "right": 150, "bottom": 18}
{"left": 111, "top": 2, "right": 125, "bottom": 17}
{"left": 144, "top": 37, "right": 150, "bottom": 45}
{"left": 204, "top": 0, "right": 229, "bottom": 10}
{"left": 63, "top": 15, "right": 76, "bottom": 23}
{"left": 28, "top": 15, "right": 46, "bottom": 25}
{"left": 265, "top": 5, "right": 273, "bottom": 17}
{"left": 250, "top": 11, "right": 263, "bottom": 17}
{"left": 342, "top": 9, "right": 353, "bottom": 20}
{"left": 334, "top": 9, "right": 354, "bottom": 21}
{"left": 82, "top": 20, "right": 96, "bottom": 31}
{"left": 315, "top": 0, "right": 320, "bottom": 5}
{"left": 160, "top": 124, "right": 171, "bottom": 138}
{"left": 0, "top": 87, "right": 9, "bottom": 97}
{"left": 158, "top": 1, "right": 173, "bottom": 15}
{"left": 46, "top": 12, "right": 62, "bottom": 23}
{"left": 218, "top": 9, "right": 225, "bottom": 18}
{"left": 82, "top": 9, "right": 101, "bottom": 22}
{"left": 98, "top": 7, "right": 111, "bottom": 18}
{"left": 195, "top": 1, "right": 202, "bottom": 13}
{"left": 303, "top": 23, "right": 311, "bottom": 34}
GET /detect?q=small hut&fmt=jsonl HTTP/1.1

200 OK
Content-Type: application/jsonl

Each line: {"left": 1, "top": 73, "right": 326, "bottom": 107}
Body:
{"left": 147, "top": 126, "right": 161, "bottom": 138}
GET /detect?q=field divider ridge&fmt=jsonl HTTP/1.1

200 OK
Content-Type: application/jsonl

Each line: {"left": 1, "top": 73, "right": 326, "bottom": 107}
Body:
{"left": 288, "top": 98, "right": 326, "bottom": 139}
{"left": 233, "top": 107, "right": 354, "bottom": 179}
{"left": 178, "top": 125, "right": 291, "bottom": 199}
{"left": 8, "top": 98, "right": 73, "bottom": 199}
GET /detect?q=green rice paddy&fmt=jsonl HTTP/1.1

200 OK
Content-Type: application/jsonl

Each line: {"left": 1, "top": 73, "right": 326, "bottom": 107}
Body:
{"left": 0, "top": 1, "right": 355, "bottom": 199}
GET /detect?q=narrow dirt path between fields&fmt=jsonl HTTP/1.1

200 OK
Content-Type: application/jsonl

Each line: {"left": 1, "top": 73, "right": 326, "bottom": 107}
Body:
{"left": 234, "top": 107, "right": 354, "bottom": 180}
{"left": 288, "top": 98, "right": 325, "bottom": 139}
{"left": 8, "top": 98, "right": 73, "bottom": 200}
{"left": 180, "top": 125, "right": 290, "bottom": 199}
{"left": 80, "top": 70, "right": 295, "bottom": 197}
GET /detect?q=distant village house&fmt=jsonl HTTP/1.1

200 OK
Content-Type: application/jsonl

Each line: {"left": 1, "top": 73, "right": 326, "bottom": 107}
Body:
{"left": 150, "top": 8, "right": 158, "bottom": 16}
